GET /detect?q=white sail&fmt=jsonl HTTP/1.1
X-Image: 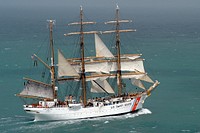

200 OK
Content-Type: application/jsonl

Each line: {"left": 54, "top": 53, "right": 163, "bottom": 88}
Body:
{"left": 19, "top": 81, "right": 54, "bottom": 99}
{"left": 122, "top": 60, "right": 145, "bottom": 72}
{"left": 140, "top": 74, "right": 154, "bottom": 83}
{"left": 85, "top": 62, "right": 111, "bottom": 73}
{"left": 72, "top": 61, "right": 111, "bottom": 74}
{"left": 91, "top": 78, "right": 115, "bottom": 94}
{"left": 121, "top": 73, "right": 154, "bottom": 83}
{"left": 71, "top": 59, "right": 144, "bottom": 74}
{"left": 131, "top": 78, "right": 146, "bottom": 90}
{"left": 130, "top": 74, "right": 154, "bottom": 90}
{"left": 95, "top": 34, "right": 114, "bottom": 58}
{"left": 58, "top": 50, "right": 79, "bottom": 77}
{"left": 110, "top": 60, "right": 145, "bottom": 72}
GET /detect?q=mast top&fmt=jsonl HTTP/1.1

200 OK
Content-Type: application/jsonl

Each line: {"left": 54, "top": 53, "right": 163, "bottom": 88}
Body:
{"left": 47, "top": 20, "right": 56, "bottom": 25}
{"left": 116, "top": 4, "right": 119, "bottom": 10}
{"left": 80, "top": 5, "right": 83, "bottom": 11}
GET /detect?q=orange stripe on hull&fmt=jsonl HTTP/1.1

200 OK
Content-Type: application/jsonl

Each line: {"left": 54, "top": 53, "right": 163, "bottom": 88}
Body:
{"left": 132, "top": 97, "right": 141, "bottom": 111}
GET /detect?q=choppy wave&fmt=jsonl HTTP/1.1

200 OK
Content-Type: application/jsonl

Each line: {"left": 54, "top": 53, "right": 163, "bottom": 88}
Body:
{"left": 4, "top": 48, "right": 11, "bottom": 51}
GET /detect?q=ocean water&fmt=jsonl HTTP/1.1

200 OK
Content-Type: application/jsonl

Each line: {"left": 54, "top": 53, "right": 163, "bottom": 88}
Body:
{"left": 1, "top": 1, "right": 200, "bottom": 133}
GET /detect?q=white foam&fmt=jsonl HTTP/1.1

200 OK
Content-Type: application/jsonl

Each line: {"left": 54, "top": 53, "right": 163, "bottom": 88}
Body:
{"left": 83, "top": 108, "right": 152, "bottom": 122}
{"left": 181, "top": 129, "right": 191, "bottom": 132}
{"left": 129, "top": 131, "right": 137, "bottom": 133}
{"left": 4, "top": 48, "right": 11, "bottom": 50}
{"left": 104, "top": 121, "right": 109, "bottom": 124}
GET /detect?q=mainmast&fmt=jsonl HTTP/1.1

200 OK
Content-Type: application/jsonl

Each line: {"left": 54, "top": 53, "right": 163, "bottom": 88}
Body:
{"left": 48, "top": 20, "right": 57, "bottom": 99}
{"left": 64, "top": 6, "right": 97, "bottom": 107}
{"left": 79, "top": 6, "right": 87, "bottom": 107}
{"left": 104, "top": 5, "right": 135, "bottom": 96}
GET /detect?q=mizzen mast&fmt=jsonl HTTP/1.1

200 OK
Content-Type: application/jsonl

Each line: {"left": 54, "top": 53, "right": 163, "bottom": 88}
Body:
{"left": 103, "top": 5, "right": 136, "bottom": 96}
{"left": 64, "top": 6, "right": 97, "bottom": 107}
{"left": 115, "top": 5, "right": 123, "bottom": 96}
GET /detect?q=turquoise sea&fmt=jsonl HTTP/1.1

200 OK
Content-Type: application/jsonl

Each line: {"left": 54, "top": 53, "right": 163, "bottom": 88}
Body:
{"left": 0, "top": 0, "right": 200, "bottom": 132}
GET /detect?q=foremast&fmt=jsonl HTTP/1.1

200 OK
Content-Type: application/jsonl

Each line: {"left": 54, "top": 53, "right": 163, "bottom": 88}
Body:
{"left": 64, "top": 6, "right": 97, "bottom": 107}
{"left": 16, "top": 20, "right": 57, "bottom": 100}
{"left": 48, "top": 20, "right": 57, "bottom": 99}
{"left": 104, "top": 5, "right": 135, "bottom": 96}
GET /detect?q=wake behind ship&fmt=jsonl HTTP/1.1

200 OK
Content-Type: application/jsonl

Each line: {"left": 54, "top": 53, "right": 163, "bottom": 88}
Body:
{"left": 16, "top": 5, "right": 160, "bottom": 121}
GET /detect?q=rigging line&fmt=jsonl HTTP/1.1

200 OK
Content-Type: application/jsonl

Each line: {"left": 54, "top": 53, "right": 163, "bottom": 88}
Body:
{"left": 84, "top": 35, "right": 94, "bottom": 57}
{"left": 83, "top": 11, "right": 91, "bottom": 22}
{"left": 144, "top": 57, "right": 158, "bottom": 80}
{"left": 86, "top": 82, "right": 92, "bottom": 99}
{"left": 38, "top": 46, "right": 50, "bottom": 82}
{"left": 65, "top": 81, "right": 77, "bottom": 95}
{"left": 74, "top": 35, "right": 81, "bottom": 58}
{"left": 46, "top": 72, "right": 51, "bottom": 84}
{"left": 77, "top": 82, "right": 82, "bottom": 100}
{"left": 67, "top": 11, "right": 82, "bottom": 26}
{"left": 20, "top": 97, "right": 27, "bottom": 104}
{"left": 92, "top": 80, "right": 109, "bottom": 95}
{"left": 110, "top": 78, "right": 117, "bottom": 93}
{"left": 35, "top": 34, "right": 49, "bottom": 56}
{"left": 73, "top": 82, "right": 80, "bottom": 98}
{"left": 56, "top": 83, "right": 65, "bottom": 101}
{"left": 105, "top": 30, "right": 117, "bottom": 55}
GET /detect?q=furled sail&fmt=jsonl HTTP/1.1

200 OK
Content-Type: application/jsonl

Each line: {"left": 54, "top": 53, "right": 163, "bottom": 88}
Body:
{"left": 58, "top": 49, "right": 79, "bottom": 77}
{"left": 18, "top": 80, "right": 54, "bottom": 99}
{"left": 91, "top": 78, "right": 115, "bottom": 94}
{"left": 94, "top": 34, "right": 114, "bottom": 58}
{"left": 126, "top": 55, "right": 141, "bottom": 60}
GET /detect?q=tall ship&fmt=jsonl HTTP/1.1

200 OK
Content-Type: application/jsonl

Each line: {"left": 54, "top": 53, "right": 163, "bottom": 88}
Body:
{"left": 16, "top": 5, "right": 160, "bottom": 121}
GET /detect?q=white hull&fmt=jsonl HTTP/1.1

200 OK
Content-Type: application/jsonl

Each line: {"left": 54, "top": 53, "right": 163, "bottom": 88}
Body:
{"left": 24, "top": 94, "right": 147, "bottom": 121}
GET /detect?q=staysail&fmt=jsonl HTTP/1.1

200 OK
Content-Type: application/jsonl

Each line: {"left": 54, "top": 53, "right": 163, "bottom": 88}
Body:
{"left": 131, "top": 78, "right": 146, "bottom": 90}
{"left": 94, "top": 34, "right": 114, "bottom": 58}
{"left": 58, "top": 49, "right": 79, "bottom": 77}
{"left": 91, "top": 78, "right": 115, "bottom": 94}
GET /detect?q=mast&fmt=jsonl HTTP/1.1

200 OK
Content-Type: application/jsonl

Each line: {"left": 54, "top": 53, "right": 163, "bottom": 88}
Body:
{"left": 115, "top": 5, "right": 123, "bottom": 96}
{"left": 48, "top": 20, "right": 57, "bottom": 99}
{"left": 103, "top": 5, "right": 135, "bottom": 96}
{"left": 80, "top": 6, "right": 87, "bottom": 107}
{"left": 64, "top": 6, "right": 97, "bottom": 107}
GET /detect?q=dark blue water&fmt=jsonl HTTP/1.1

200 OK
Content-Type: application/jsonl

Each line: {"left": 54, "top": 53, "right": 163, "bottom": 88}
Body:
{"left": 0, "top": 1, "right": 200, "bottom": 132}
